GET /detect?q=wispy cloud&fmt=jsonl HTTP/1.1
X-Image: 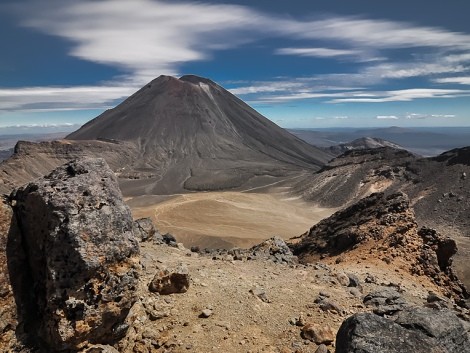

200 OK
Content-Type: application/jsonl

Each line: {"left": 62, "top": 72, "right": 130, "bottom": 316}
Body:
{"left": 329, "top": 88, "right": 470, "bottom": 103}
{"left": 374, "top": 113, "right": 456, "bottom": 120}
{"left": 363, "top": 61, "right": 466, "bottom": 79}
{"left": 5, "top": 0, "right": 470, "bottom": 115}
{"left": 376, "top": 115, "right": 399, "bottom": 119}
{"left": 405, "top": 113, "right": 456, "bottom": 119}
{"left": 278, "top": 17, "right": 470, "bottom": 51}
{"left": 0, "top": 86, "right": 135, "bottom": 112}
{"left": 12, "top": 1, "right": 470, "bottom": 83}
{"left": 275, "top": 47, "right": 369, "bottom": 59}
{"left": 228, "top": 81, "right": 304, "bottom": 95}
{"left": 15, "top": 0, "right": 262, "bottom": 83}
{"left": 435, "top": 77, "right": 470, "bottom": 85}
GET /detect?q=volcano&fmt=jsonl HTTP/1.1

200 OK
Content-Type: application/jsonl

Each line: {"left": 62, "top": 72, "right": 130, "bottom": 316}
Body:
{"left": 66, "top": 75, "right": 332, "bottom": 194}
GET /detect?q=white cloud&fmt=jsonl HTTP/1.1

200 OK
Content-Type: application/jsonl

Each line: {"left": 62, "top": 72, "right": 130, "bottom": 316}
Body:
{"left": 228, "top": 81, "right": 303, "bottom": 95}
{"left": 4, "top": 1, "right": 470, "bottom": 114}
{"left": 18, "top": 0, "right": 263, "bottom": 83}
{"left": 435, "top": 77, "right": 470, "bottom": 85}
{"left": 276, "top": 47, "right": 363, "bottom": 58}
{"left": 376, "top": 115, "right": 399, "bottom": 119}
{"left": 0, "top": 86, "right": 135, "bottom": 112}
{"left": 364, "top": 62, "right": 466, "bottom": 79}
{"left": 329, "top": 88, "right": 470, "bottom": 103}
{"left": 278, "top": 17, "right": 470, "bottom": 51}
{"left": 405, "top": 113, "right": 456, "bottom": 119}
{"left": 13, "top": 1, "right": 470, "bottom": 83}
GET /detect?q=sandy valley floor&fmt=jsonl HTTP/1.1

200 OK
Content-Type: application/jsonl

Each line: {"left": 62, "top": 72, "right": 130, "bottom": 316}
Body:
{"left": 128, "top": 190, "right": 336, "bottom": 249}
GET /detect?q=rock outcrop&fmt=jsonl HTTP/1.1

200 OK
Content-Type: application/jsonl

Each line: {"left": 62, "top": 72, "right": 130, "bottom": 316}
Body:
{"left": 8, "top": 158, "right": 140, "bottom": 351}
{"left": 0, "top": 199, "right": 18, "bottom": 352}
{"left": 148, "top": 264, "right": 190, "bottom": 295}
{"left": 291, "top": 192, "right": 467, "bottom": 302}
{"left": 204, "top": 236, "right": 297, "bottom": 264}
{"left": 336, "top": 307, "right": 470, "bottom": 353}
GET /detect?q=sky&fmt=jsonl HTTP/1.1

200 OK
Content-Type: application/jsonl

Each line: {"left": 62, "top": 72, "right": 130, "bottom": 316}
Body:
{"left": 1, "top": 0, "right": 470, "bottom": 130}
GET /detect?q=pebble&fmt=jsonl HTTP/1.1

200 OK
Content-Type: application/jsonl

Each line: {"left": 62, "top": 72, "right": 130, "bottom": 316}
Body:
{"left": 200, "top": 309, "right": 213, "bottom": 318}
{"left": 336, "top": 272, "right": 350, "bottom": 286}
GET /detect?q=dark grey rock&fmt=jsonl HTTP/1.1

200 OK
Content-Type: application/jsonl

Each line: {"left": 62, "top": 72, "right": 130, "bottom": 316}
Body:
{"left": 9, "top": 158, "right": 140, "bottom": 351}
{"left": 336, "top": 307, "right": 470, "bottom": 353}
{"left": 162, "top": 233, "right": 177, "bottom": 246}
{"left": 395, "top": 307, "right": 470, "bottom": 353}
{"left": 248, "top": 236, "right": 297, "bottom": 264}
{"left": 363, "top": 287, "right": 409, "bottom": 316}
{"left": 133, "top": 217, "right": 158, "bottom": 242}
{"left": 346, "top": 273, "right": 361, "bottom": 288}
{"left": 336, "top": 313, "right": 445, "bottom": 353}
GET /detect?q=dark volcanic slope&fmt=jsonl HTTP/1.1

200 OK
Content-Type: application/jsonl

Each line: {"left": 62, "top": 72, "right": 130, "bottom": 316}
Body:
{"left": 295, "top": 147, "right": 470, "bottom": 237}
{"left": 67, "top": 75, "right": 331, "bottom": 194}
{"left": 294, "top": 146, "right": 470, "bottom": 291}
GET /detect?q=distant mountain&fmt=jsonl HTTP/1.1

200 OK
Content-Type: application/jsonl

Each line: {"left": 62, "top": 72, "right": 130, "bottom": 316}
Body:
{"left": 289, "top": 127, "right": 470, "bottom": 156}
{"left": 327, "top": 137, "right": 405, "bottom": 156}
{"left": 67, "top": 75, "right": 331, "bottom": 194}
{"left": 0, "top": 75, "right": 332, "bottom": 195}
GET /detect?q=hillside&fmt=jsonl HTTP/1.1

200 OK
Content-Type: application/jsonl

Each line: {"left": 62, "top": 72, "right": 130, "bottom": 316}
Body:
{"left": 294, "top": 146, "right": 470, "bottom": 291}
{"left": 1, "top": 158, "right": 469, "bottom": 353}
{"left": 67, "top": 75, "right": 332, "bottom": 195}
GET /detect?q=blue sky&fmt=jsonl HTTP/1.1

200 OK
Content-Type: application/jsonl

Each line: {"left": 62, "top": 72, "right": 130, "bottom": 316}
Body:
{"left": 1, "top": 0, "right": 470, "bottom": 129}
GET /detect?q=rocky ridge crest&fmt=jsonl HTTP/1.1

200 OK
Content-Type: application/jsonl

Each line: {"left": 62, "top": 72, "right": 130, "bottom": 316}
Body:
{"left": 291, "top": 192, "right": 467, "bottom": 304}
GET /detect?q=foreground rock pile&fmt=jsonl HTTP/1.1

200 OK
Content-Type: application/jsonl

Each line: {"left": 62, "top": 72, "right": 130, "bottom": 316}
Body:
{"left": 291, "top": 192, "right": 468, "bottom": 304}
{"left": 201, "top": 236, "right": 298, "bottom": 264}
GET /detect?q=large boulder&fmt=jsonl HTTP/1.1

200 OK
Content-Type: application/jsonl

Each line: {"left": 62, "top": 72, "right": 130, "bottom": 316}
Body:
{"left": 9, "top": 158, "right": 140, "bottom": 351}
{"left": 0, "top": 200, "right": 18, "bottom": 352}
{"left": 336, "top": 308, "right": 470, "bottom": 353}
{"left": 394, "top": 307, "right": 470, "bottom": 353}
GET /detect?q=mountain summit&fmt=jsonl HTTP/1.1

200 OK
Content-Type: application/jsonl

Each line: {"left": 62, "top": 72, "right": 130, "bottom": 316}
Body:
{"left": 67, "top": 75, "right": 332, "bottom": 194}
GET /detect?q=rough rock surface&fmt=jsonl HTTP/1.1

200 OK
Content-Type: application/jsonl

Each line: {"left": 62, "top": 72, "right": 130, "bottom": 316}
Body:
{"left": 293, "top": 146, "right": 470, "bottom": 292}
{"left": 300, "top": 323, "right": 335, "bottom": 344}
{"left": 133, "top": 217, "right": 159, "bottom": 242}
{"left": 291, "top": 192, "right": 467, "bottom": 302}
{"left": 363, "top": 287, "right": 409, "bottom": 316}
{"left": 336, "top": 312, "right": 444, "bottom": 353}
{"left": 395, "top": 307, "right": 470, "bottom": 352}
{"left": 148, "top": 264, "right": 190, "bottom": 295}
{"left": 336, "top": 307, "right": 470, "bottom": 353}
{"left": 0, "top": 199, "right": 18, "bottom": 352}
{"left": 247, "top": 236, "right": 297, "bottom": 264}
{"left": 204, "top": 236, "right": 297, "bottom": 264}
{"left": 9, "top": 158, "right": 140, "bottom": 351}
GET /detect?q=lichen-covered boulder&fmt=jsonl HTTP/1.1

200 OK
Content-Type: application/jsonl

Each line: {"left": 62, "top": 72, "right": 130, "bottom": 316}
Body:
{"left": 10, "top": 158, "right": 140, "bottom": 351}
